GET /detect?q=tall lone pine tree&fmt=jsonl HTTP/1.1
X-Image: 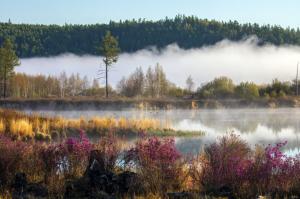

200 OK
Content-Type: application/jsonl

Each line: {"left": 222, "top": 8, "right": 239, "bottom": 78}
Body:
{"left": 100, "top": 31, "right": 120, "bottom": 98}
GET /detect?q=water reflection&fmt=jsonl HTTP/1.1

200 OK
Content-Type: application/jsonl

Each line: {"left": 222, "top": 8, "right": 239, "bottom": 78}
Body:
{"left": 26, "top": 108, "right": 300, "bottom": 155}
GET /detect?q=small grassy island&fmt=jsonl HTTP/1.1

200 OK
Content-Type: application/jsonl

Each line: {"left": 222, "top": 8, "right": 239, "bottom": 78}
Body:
{"left": 0, "top": 109, "right": 203, "bottom": 140}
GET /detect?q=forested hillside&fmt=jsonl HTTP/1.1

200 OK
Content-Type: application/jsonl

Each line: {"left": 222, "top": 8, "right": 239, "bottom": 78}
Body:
{"left": 1, "top": 15, "right": 300, "bottom": 58}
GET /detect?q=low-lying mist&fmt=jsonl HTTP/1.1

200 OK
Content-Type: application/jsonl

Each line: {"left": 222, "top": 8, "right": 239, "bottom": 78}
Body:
{"left": 16, "top": 37, "right": 300, "bottom": 88}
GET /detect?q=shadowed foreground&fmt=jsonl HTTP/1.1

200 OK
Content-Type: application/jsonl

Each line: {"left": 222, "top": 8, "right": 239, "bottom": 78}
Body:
{"left": 1, "top": 131, "right": 300, "bottom": 198}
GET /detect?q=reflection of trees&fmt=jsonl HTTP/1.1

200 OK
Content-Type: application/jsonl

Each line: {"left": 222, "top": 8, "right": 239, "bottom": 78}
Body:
{"left": 175, "top": 137, "right": 300, "bottom": 155}
{"left": 41, "top": 109, "right": 300, "bottom": 134}
{"left": 180, "top": 109, "right": 300, "bottom": 134}
{"left": 39, "top": 109, "right": 300, "bottom": 134}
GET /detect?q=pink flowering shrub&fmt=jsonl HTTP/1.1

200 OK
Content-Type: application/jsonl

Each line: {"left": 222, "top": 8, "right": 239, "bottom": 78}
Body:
{"left": 63, "top": 130, "right": 93, "bottom": 158}
{"left": 200, "top": 134, "right": 251, "bottom": 196}
{"left": 242, "top": 142, "right": 300, "bottom": 197}
{"left": 40, "top": 130, "right": 92, "bottom": 181}
{"left": 197, "top": 134, "right": 300, "bottom": 198}
{"left": 0, "top": 136, "right": 29, "bottom": 187}
{"left": 126, "top": 137, "right": 181, "bottom": 172}
{"left": 264, "top": 142, "right": 300, "bottom": 196}
{"left": 125, "top": 136, "right": 182, "bottom": 194}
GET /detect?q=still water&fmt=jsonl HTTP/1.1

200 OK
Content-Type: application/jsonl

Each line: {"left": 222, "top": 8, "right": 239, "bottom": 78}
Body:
{"left": 27, "top": 108, "right": 300, "bottom": 156}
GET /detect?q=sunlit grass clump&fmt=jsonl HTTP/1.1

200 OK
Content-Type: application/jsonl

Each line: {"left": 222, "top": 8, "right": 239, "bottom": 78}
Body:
{"left": 127, "top": 118, "right": 161, "bottom": 130}
{"left": 0, "top": 120, "right": 5, "bottom": 134}
{"left": 116, "top": 117, "right": 161, "bottom": 130}
{"left": 10, "top": 119, "right": 34, "bottom": 138}
{"left": 88, "top": 117, "right": 117, "bottom": 130}
{"left": 52, "top": 116, "right": 162, "bottom": 131}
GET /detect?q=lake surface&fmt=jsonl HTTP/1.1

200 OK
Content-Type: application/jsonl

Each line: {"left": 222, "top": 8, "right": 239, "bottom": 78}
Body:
{"left": 26, "top": 108, "right": 300, "bottom": 156}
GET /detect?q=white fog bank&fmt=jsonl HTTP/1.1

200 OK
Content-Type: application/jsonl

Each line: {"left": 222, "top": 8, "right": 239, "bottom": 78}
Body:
{"left": 16, "top": 37, "right": 300, "bottom": 87}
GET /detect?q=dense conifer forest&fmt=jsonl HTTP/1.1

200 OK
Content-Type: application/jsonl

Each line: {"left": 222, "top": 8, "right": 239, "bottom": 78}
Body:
{"left": 1, "top": 15, "right": 300, "bottom": 58}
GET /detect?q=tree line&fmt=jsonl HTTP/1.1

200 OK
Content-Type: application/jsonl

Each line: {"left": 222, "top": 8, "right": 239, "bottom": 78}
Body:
{"left": 2, "top": 67, "right": 300, "bottom": 100}
{"left": 5, "top": 64, "right": 186, "bottom": 99}
{"left": 197, "top": 76, "right": 298, "bottom": 99}
{"left": 1, "top": 15, "right": 300, "bottom": 58}
{"left": 118, "top": 70, "right": 300, "bottom": 99}
{"left": 9, "top": 72, "right": 109, "bottom": 98}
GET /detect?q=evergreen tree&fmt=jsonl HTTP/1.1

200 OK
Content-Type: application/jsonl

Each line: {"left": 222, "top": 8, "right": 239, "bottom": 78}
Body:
{"left": 100, "top": 31, "right": 120, "bottom": 98}
{"left": 0, "top": 38, "right": 20, "bottom": 98}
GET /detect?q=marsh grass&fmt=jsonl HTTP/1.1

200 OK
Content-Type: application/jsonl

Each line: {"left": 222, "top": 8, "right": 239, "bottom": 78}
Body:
{"left": 0, "top": 109, "right": 203, "bottom": 139}
{"left": 10, "top": 119, "right": 34, "bottom": 138}
{"left": 0, "top": 119, "right": 5, "bottom": 134}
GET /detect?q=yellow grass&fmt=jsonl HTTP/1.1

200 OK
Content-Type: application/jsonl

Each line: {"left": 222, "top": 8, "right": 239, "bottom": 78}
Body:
{"left": 118, "top": 117, "right": 128, "bottom": 129}
{"left": 41, "top": 120, "right": 50, "bottom": 134}
{"left": 30, "top": 115, "right": 163, "bottom": 134}
{"left": 10, "top": 119, "right": 34, "bottom": 138}
{"left": 67, "top": 119, "right": 82, "bottom": 129}
{"left": 52, "top": 116, "right": 67, "bottom": 130}
{"left": 88, "top": 117, "right": 117, "bottom": 130}
{"left": 118, "top": 117, "right": 161, "bottom": 130}
{"left": 129, "top": 118, "right": 160, "bottom": 130}
{"left": 0, "top": 109, "right": 176, "bottom": 138}
{"left": 32, "top": 118, "right": 50, "bottom": 134}
{"left": 0, "top": 119, "right": 5, "bottom": 134}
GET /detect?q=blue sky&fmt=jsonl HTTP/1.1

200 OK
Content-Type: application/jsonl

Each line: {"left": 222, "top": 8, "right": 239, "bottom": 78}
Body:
{"left": 0, "top": 0, "right": 300, "bottom": 28}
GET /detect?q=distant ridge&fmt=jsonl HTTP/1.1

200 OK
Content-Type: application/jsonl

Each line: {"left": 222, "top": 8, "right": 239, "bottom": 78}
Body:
{"left": 0, "top": 15, "right": 299, "bottom": 58}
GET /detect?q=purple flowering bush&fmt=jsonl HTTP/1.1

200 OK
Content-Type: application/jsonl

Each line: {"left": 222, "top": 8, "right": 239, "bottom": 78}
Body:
{"left": 125, "top": 136, "right": 182, "bottom": 194}
{"left": 40, "top": 130, "right": 92, "bottom": 180}
{"left": 199, "top": 134, "right": 251, "bottom": 196}
{"left": 195, "top": 134, "right": 300, "bottom": 198}
{"left": 0, "top": 136, "right": 29, "bottom": 188}
{"left": 264, "top": 142, "right": 300, "bottom": 196}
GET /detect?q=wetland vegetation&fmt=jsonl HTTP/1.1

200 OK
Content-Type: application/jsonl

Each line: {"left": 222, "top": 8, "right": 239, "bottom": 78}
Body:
{"left": 1, "top": 10, "right": 300, "bottom": 198}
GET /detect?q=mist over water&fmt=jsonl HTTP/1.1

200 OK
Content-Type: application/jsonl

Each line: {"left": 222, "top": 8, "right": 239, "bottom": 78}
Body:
{"left": 27, "top": 108, "right": 300, "bottom": 155}
{"left": 17, "top": 37, "right": 300, "bottom": 87}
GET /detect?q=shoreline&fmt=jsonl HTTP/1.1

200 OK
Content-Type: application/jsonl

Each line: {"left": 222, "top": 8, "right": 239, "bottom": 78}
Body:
{"left": 1, "top": 97, "right": 300, "bottom": 110}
